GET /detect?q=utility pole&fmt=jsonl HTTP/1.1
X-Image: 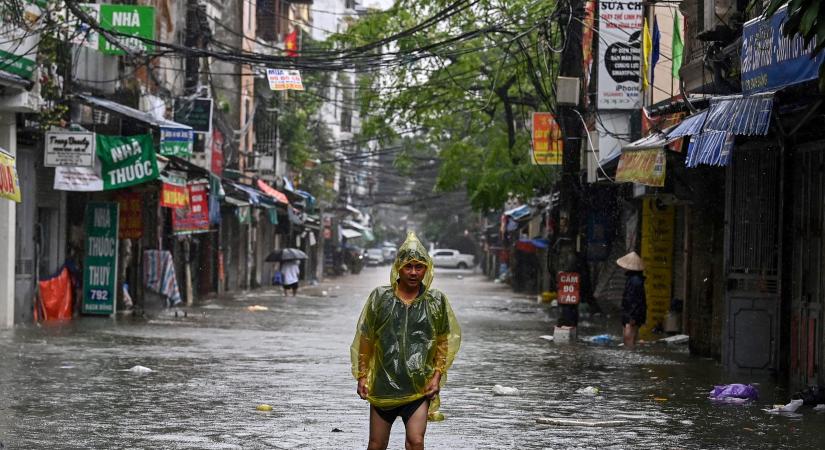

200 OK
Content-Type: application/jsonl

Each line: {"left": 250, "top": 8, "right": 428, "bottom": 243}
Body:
{"left": 555, "top": 0, "right": 585, "bottom": 330}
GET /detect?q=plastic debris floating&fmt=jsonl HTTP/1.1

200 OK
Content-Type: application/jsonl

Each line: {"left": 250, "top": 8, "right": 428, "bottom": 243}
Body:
{"left": 492, "top": 385, "right": 520, "bottom": 396}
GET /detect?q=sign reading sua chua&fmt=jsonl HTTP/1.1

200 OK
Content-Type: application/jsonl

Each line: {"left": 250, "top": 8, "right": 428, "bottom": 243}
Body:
{"left": 96, "top": 133, "right": 159, "bottom": 190}
{"left": 82, "top": 202, "right": 119, "bottom": 315}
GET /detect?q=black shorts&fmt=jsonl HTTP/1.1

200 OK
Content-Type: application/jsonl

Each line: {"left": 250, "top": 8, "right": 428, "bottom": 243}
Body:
{"left": 374, "top": 397, "right": 428, "bottom": 424}
{"left": 283, "top": 282, "right": 298, "bottom": 290}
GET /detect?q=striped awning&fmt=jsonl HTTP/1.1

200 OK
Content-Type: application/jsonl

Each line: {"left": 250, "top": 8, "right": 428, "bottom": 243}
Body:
{"left": 686, "top": 131, "right": 734, "bottom": 168}
{"left": 667, "top": 110, "right": 708, "bottom": 139}
{"left": 704, "top": 93, "right": 773, "bottom": 135}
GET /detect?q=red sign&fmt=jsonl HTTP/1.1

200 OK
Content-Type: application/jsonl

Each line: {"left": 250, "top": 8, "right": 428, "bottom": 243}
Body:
{"left": 160, "top": 182, "right": 188, "bottom": 209}
{"left": 557, "top": 272, "right": 581, "bottom": 305}
{"left": 211, "top": 129, "right": 224, "bottom": 176}
{"left": 117, "top": 192, "right": 142, "bottom": 239}
{"left": 172, "top": 181, "right": 210, "bottom": 234}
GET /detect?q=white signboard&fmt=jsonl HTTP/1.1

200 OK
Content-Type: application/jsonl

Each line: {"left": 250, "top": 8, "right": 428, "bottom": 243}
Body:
{"left": 45, "top": 131, "right": 96, "bottom": 167}
{"left": 597, "top": 0, "right": 642, "bottom": 109}
{"left": 266, "top": 69, "right": 305, "bottom": 91}
{"left": 54, "top": 162, "right": 104, "bottom": 192}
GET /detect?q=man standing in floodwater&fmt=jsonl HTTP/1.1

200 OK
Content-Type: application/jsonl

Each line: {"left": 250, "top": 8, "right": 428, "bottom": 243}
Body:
{"left": 351, "top": 232, "right": 461, "bottom": 450}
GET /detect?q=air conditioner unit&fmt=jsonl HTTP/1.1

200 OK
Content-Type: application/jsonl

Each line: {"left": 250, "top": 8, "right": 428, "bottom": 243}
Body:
{"left": 556, "top": 77, "right": 580, "bottom": 106}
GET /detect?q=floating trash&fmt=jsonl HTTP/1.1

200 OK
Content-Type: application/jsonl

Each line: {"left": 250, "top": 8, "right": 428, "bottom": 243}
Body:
{"left": 575, "top": 386, "right": 600, "bottom": 396}
{"left": 257, "top": 404, "right": 273, "bottom": 411}
{"left": 492, "top": 385, "right": 519, "bottom": 396}
{"left": 247, "top": 305, "right": 269, "bottom": 312}
{"left": 126, "top": 365, "right": 153, "bottom": 374}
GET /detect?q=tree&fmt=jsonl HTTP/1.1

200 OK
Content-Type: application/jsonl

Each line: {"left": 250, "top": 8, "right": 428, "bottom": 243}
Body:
{"left": 334, "top": 0, "right": 565, "bottom": 211}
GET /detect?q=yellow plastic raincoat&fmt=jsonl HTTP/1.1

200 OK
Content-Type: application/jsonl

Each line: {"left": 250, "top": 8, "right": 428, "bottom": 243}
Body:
{"left": 351, "top": 232, "right": 461, "bottom": 420}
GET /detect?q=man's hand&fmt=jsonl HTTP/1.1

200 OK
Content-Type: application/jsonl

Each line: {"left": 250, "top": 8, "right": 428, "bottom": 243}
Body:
{"left": 357, "top": 377, "right": 369, "bottom": 400}
{"left": 423, "top": 371, "right": 442, "bottom": 399}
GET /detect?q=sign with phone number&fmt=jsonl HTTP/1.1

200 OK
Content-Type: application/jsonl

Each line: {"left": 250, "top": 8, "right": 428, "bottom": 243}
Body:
{"left": 82, "top": 202, "right": 119, "bottom": 315}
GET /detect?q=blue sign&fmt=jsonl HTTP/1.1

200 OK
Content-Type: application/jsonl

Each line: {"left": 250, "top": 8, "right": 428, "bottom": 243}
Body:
{"left": 741, "top": 6, "right": 825, "bottom": 95}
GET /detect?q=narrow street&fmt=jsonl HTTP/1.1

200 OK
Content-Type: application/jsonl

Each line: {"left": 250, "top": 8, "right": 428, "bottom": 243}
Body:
{"left": 0, "top": 268, "right": 823, "bottom": 449}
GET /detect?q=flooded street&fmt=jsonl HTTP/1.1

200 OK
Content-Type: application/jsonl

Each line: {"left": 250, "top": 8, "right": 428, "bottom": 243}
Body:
{"left": 2, "top": 267, "right": 824, "bottom": 449}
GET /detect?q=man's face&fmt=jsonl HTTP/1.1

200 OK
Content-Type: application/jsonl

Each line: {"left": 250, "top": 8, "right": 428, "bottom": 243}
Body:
{"left": 399, "top": 262, "right": 427, "bottom": 290}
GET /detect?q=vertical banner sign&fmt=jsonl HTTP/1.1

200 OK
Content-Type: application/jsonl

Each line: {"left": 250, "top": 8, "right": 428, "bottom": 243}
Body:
{"left": 531, "top": 112, "right": 563, "bottom": 165}
{"left": 117, "top": 192, "right": 143, "bottom": 239}
{"left": 0, "top": 148, "right": 21, "bottom": 202}
{"left": 96, "top": 133, "right": 159, "bottom": 190}
{"left": 75, "top": 4, "right": 155, "bottom": 55}
{"left": 557, "top": 272, "right": 581, "bottom": 305}
{"left": 211, "top": 129, "right": 224, "bottom": 176}
{"left": 597, "top": 0, "right": 642, "bottom": 109}
{"left": 82, "top": 202, "right": 119, "bottom": 315}
{"left": 159, "top": 127, "right": 194, "bottom": 157}
{"left": 581, "top": 0, "right": 596, "bottom": 108}
{"left": 173, "top": 181, "right": 210, "bottom": 234}
{"left": 639, "top": 198, "right": 674, "bottom": 340}
{"left": 0, "top": 1, "right": 42, "bottom": 79}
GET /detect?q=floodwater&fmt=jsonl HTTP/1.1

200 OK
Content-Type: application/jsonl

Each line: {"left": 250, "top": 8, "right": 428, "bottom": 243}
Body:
{"left": 1, "top": 266, "right": 824, "bottom": 449}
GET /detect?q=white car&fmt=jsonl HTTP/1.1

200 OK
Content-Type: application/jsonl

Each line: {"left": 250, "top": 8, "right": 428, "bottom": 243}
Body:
{"left": 431, "top": 249, "right": 475, "bottom": 269}
{"left": 365, "top": 248, "right": 384, "bottom": 265}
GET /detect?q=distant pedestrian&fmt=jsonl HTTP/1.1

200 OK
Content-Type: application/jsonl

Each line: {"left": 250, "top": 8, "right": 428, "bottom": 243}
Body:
{"left": 617, "top": 251, "right": 646, "bottom": 348}
{"left": 281, "top": 260, "right": 301, "bottom": 296}
{"left": 352, "top": 232, "right": 461, "bottom": 450}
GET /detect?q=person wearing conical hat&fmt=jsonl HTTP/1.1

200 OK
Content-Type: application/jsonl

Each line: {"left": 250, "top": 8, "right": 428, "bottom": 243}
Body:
{"left": 617, "top": 251, "right": 646, "bottom": 348}
{"left": 351, "top": 231, "right": 461, "bottom": 450}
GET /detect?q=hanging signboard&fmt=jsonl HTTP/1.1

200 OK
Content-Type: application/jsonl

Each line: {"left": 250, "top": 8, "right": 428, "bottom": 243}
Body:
{"left": 173, "top": 98, "right": 213, "bottom": 133}
{"left": 211, "top": 129, "right": 224, "bottom": 176}
{"left": 44, "top": 131, "right": 96, "bottom": 167}
{"left": 267, "top": 69, "right": 305, "bottom": 91}
{"left": 557, "top": 272, "right": 581, "bottom": 305}
{"left": 0, "top": 1, "right": 42, "bottom": 79}
{"left": 615, "top": 149, "right": 666, "bottom": 187}
{"left": 160, "top": 173, "right": 188, "bottom": 209}
{"left": 159, "top": 127, "right": 194, "bottom": 157}
{"left": 54, "top": 163, "right": 104, "bottom": 192}
{"left": 73, "top": 4, "right": 155, "bottom": 55}
{"left": 531, "top": 112, "right": 563, "bottom": 165}
{"left": 0, "top": 147, "right": 21, "bottom": 202}
{"left": 639, "top": 198, "right": 674, "bottom": 340}
{"left": 173, "top": 180, "right": 209, "bottom": 234}
{"left": 96, "top": 133, "right": 159, "bottom": 190}
{"left": 742, "top": 6, "right": 825, "bottom": 95}
{"left": 597, "top": 0, "right": 642, "bottom": 109}
{"left": 581, "top": 0, "right": 596, "bottom": 108}
{"left": 82, "top": 202, "right": 119, "bottom": 315}
{"left": 117, "top": 192, "right": 142, "bottom": 239}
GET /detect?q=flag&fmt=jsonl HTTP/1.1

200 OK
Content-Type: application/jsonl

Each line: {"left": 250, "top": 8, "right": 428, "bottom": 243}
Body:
{"left": 651, "top": 16, "right": 660, "bottom": 87}
{"left": 672, "top": 12, "right": 684, "bottom": 79}
{"left": 642, "top": 18, "right": 651, "bottom": 92}
{"left": 284, "top": 29, "right": 299, "bottom": 57}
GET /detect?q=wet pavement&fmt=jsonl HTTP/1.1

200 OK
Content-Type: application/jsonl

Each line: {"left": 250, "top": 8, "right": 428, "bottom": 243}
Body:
{"left": 2, "top": 266, "right": 825, "bottom": 449}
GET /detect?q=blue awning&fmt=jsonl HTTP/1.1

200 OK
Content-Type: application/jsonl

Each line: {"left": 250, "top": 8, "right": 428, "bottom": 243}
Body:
{"left": 686, "top": 131, "right": 734, "bottom": 168}
{"left": 667, "top": 110, "right": 707, "bottom": 139}
{"left": 504, "top": 205, "right": 532, "bottom": 221}
{"left": 704, "top": 94, "right": 773, "bottom": 135}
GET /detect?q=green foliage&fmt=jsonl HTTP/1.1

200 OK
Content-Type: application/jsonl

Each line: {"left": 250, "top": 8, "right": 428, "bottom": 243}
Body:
{"left": 336, "top": 0, "right": 562, "bottom": 211}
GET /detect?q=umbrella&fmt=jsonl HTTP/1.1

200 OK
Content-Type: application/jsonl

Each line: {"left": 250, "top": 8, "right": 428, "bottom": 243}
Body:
{"left": 265, "top": 248, "right": 308, "bottom": 262}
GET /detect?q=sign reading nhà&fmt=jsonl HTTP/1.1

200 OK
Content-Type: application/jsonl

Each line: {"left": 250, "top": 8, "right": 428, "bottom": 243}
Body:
{"left": 531, "top": 112, "right": 563, "bottom": 165}
{"left": 96, "top": 133, "right": 159, "bottom": 190}
{"left": 45, "top": 131, "right": 96, "bottom": 167}
{"left": 557, "top": 272, "right": 581, "bottom": 305}
{"left": 741, "top": 5, "right": 825, "bottom": 95}
{"left": 73, "top": 4, "right": 155, "bottom": 55}
{"left": 82, "top": 202, "right": 119, "bottom": 315}
{"left": 597, "top": 0, "right": 642, "bottom": 109}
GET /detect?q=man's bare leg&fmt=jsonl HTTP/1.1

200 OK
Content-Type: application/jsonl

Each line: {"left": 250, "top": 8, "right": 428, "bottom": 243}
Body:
{"left": 404, "top": 400, "right": 429, "bottom": 450}
{"left": 368, "top": 406, "right": 392, "bottom": 450}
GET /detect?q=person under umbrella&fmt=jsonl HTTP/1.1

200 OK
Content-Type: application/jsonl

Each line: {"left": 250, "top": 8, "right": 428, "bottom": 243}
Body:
{"left": 281, "top": 259, "right": 301, "bottom": 296}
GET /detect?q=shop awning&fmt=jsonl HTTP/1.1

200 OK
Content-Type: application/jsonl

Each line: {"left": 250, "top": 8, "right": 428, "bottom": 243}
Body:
{"left": 686, "top": 131, "right": 734, "bottom": 168}
{"left": 622, "top": 132, "right": 668, "bottom": 151}
{"left": 256, "top": 179, "right": 289, "bottom": 205}
{"left": 615, "top": 149, "right": 666, "bottom": 187}
{"left": 341, "top": 228, "right": 362, "bottom": 239}
{"left": 667, "top": 110, "right": 708, "bottom": 139}
{"left": 504, "top": 204, "right": 532, "bottom": 221}
{"left": 0, "top": 69, "right": 32, "bottom": 90}
{"left": 76, "top": 94, "right": 193, "bottom": 131}
{"left": 704, "top": 93, "right": 773, "bottom": 135}
{"left": 223, "top": 195, "right": 249, "bottom": 207}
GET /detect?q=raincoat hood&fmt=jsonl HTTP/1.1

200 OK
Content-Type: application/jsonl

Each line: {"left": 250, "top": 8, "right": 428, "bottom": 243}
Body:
{"left": 390, "top": 232, "right": 434, "bottom": 291}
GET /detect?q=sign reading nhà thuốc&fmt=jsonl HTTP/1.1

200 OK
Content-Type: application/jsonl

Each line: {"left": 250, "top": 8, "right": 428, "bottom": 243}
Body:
{"left": 45, "top": 131, "right": 96, "bottom": 167}
{"left": 82, "top": 202, "right": 119, "bottom": 315}
{"left": 73, "top": 4, "right": 155, "bottom": 55}
{"left": 96, "top": 133, "right": 159, "bottom": 190}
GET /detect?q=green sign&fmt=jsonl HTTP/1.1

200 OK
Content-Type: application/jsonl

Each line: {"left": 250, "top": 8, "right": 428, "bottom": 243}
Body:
{"left": 0, "top": 1, "right": 42, "bottom": 79}
{"left": 76, "top": 4, "right": 155, "bottom": 55}
{"left": 96, "top": 133, "right": 159, "bottom": 190}
{"left": 174, "top": 98, "right": 213, "bottom": 133}
{"left": 159, "top": 127, "right": 194, "bottom": 157}
{"left": 82, "top": 202, "right": 119, "bottom": 315}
